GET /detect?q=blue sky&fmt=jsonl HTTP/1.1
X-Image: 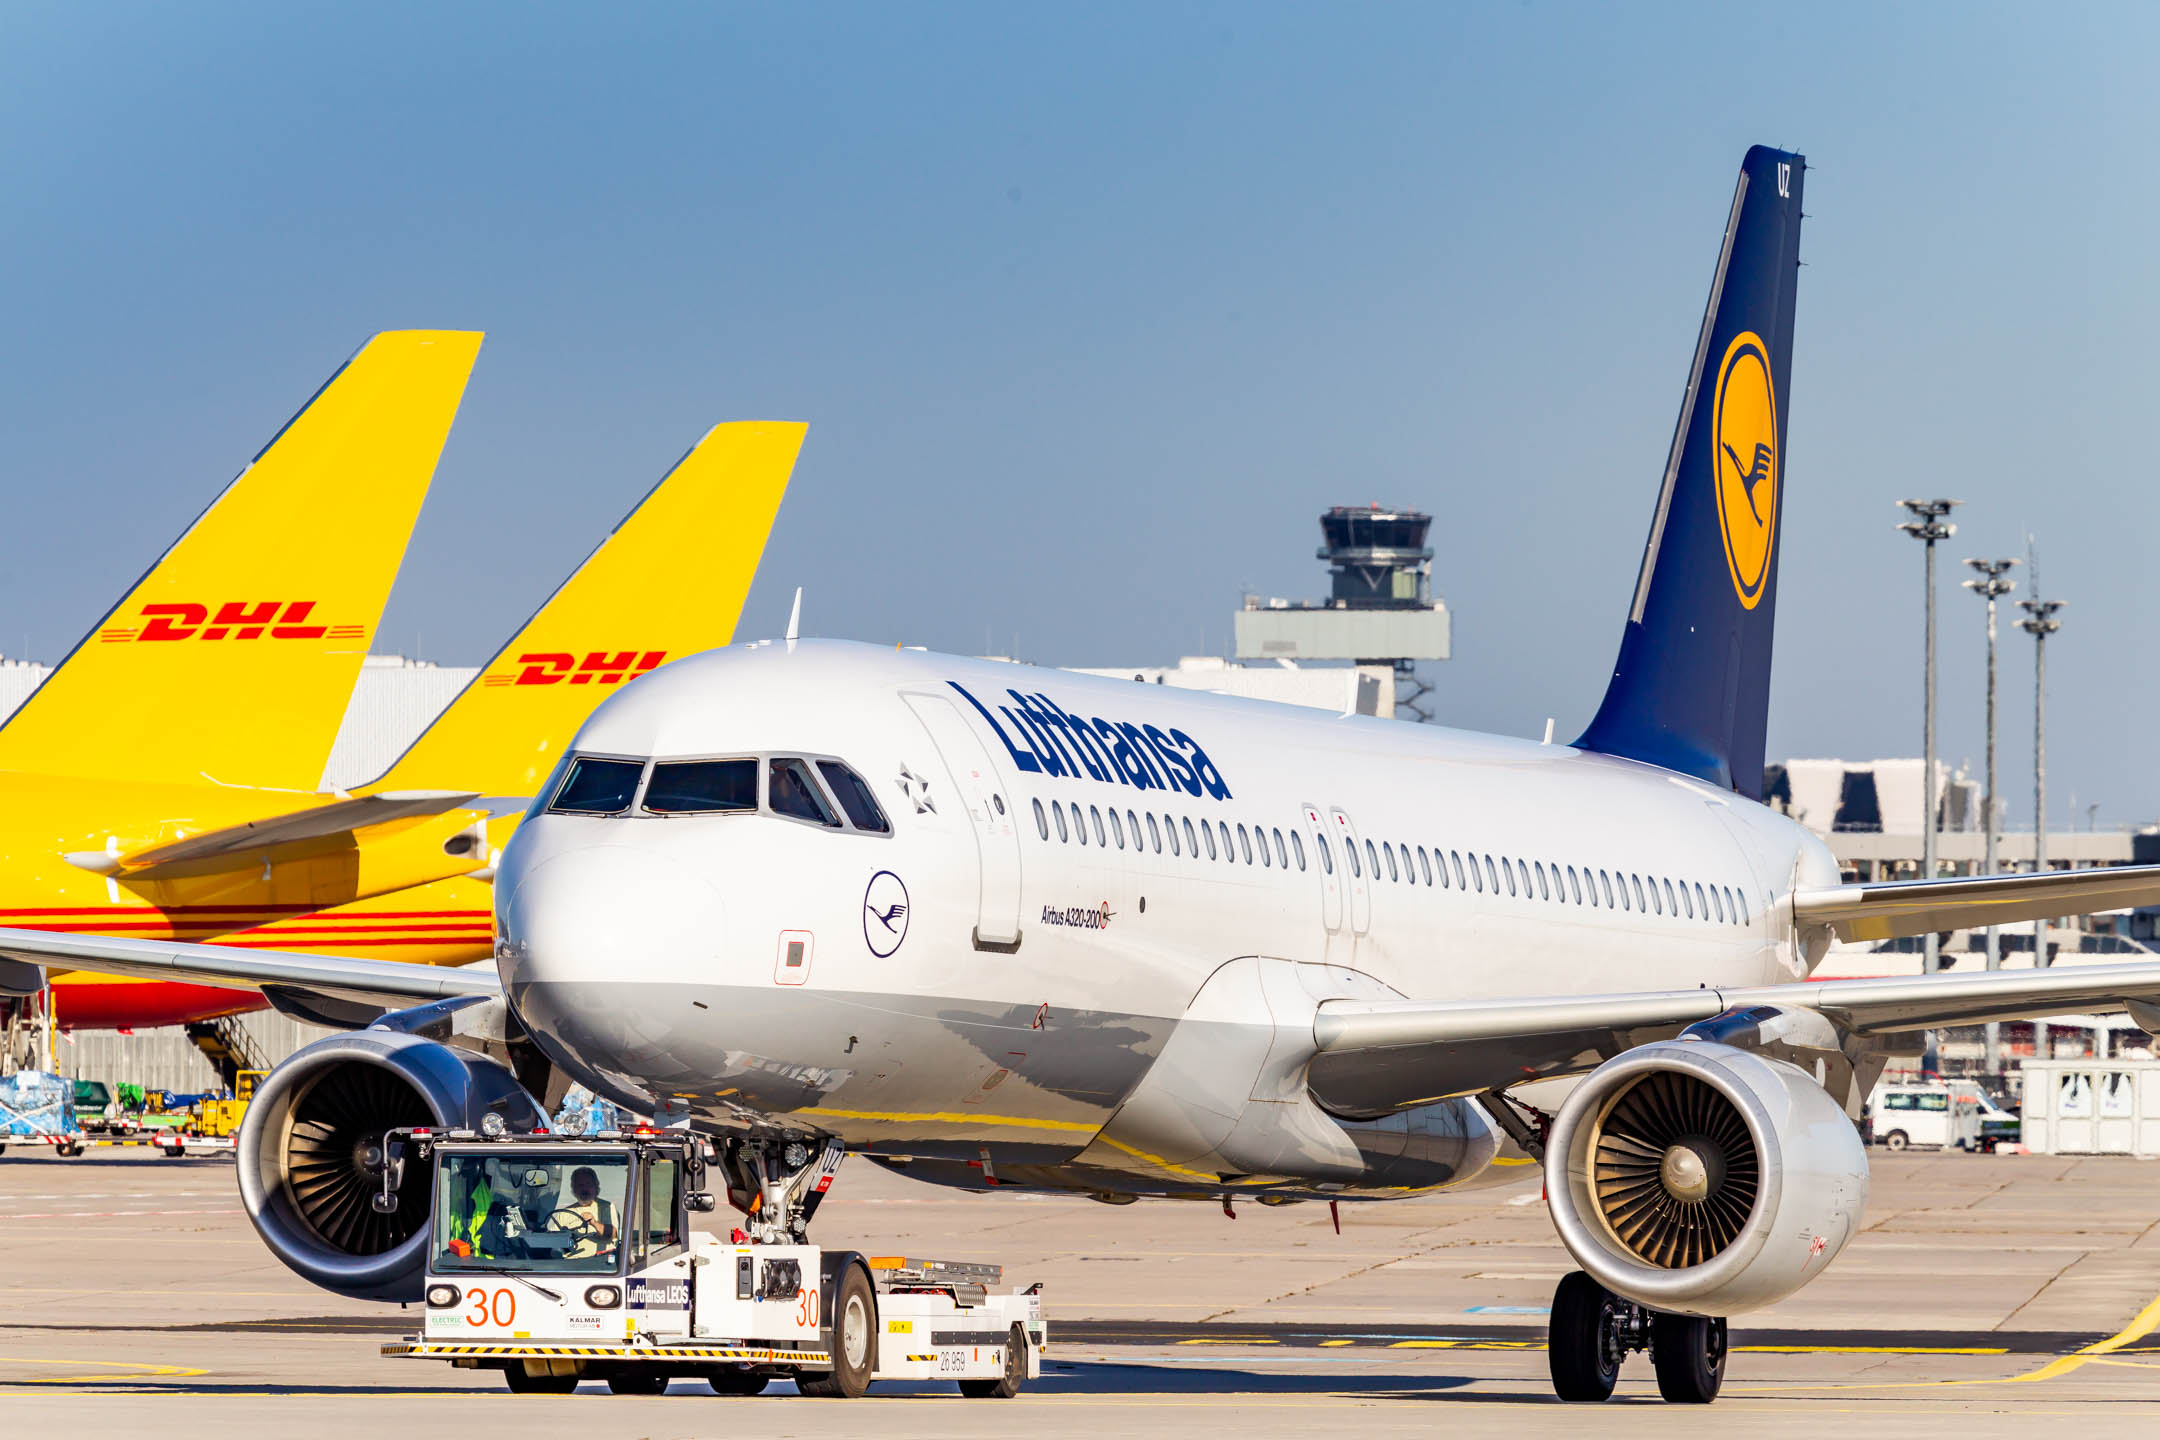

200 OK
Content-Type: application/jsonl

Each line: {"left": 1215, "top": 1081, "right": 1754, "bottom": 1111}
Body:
{"left": 3, "top": 4, "right": 2154, "bottom": 825}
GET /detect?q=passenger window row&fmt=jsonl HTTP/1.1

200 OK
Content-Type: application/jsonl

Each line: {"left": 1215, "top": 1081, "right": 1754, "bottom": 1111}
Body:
{"left": 545, "top": 752, "right": 891, "bottom": 834}
{"left": 1332, "top": 835, "right": 1749, "bottom": 926}
{"left": 1025, "top": 794, "right": 1748, "bottom": 927}
{"left": 1030, "top": 798, "right": 1308, "bottom": 872}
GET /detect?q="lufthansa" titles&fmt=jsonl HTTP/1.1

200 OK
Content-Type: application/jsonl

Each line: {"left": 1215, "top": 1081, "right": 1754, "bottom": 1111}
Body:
{"left": 948, "top": 681, "right": 1233, "bottom": 800}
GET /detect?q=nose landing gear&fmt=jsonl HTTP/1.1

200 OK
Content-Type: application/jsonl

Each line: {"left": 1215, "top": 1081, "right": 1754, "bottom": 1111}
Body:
{"left": 712, "top": 1132, "right": 847, "bottom": 1242}
{"left": 1547, "top": 1271, "right": 1727, "bottom": 1404}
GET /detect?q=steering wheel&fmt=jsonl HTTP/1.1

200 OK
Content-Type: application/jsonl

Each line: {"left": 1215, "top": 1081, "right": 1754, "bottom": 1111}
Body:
{"left": 548, "top": 1206, "right": 600, "bottom": 1239}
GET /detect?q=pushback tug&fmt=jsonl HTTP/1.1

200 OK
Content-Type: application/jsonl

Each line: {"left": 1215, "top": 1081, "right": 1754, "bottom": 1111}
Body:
{"left": 379, "top": 1121, "right": 1044, "bottom": 1397}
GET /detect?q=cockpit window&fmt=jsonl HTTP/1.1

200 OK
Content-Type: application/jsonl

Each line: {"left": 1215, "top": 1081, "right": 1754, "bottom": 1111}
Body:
{"left": 769, "top": 758, "right": 841, "bottom": 827}
{"left": 644, "top": 759, "right": 757, "bottom": 814}
{"left": 549, "top": 757, "right": 644, "bottom": 815}
{"left": 816, "top": 761, "right": 891, "bottom": 833}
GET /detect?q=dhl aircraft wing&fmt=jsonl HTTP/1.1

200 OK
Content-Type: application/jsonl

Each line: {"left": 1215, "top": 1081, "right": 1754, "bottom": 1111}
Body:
{"left": 60, "top": 790, "right": 481, "bottom": 877}
{"left": 0, "top": 926, "right": 500, "bottom": 1015}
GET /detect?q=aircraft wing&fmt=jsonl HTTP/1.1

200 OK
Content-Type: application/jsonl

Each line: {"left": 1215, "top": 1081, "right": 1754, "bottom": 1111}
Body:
{"left": 1306, "top": 960, "right": 2160, "bottom": 1116}
{"left": 1790, "top": 864, "right": 2160, "bottom": 942}
{"left": 63, "top": 791, "right": 485, "bottom": 875}
{"left": 0, "top": 926, "right": 501, "bottom": 1012}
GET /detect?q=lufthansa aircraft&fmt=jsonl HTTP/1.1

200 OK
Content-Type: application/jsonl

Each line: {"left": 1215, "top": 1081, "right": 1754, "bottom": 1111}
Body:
{"left": 11, "top": 148, "right": 2160, "bottom": 1405}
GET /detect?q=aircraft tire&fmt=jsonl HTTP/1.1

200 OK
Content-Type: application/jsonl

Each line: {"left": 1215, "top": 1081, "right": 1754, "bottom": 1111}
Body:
{"left": 1548, "top": 1271, "right": 1621, "bottom": 1402}
{"left": 1650, "top": 1313, "right": 1727, "bottom": 1403}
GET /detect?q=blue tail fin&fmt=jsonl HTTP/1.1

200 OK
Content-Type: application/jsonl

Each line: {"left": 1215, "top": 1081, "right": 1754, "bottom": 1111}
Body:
{"left": 1575, "top": 145, "right": 1805, "bottom": 798}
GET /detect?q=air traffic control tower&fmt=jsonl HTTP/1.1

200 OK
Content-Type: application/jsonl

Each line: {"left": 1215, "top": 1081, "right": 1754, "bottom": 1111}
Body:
{"left": 1233, "top": 505, "right": 1451, "bottom": 720}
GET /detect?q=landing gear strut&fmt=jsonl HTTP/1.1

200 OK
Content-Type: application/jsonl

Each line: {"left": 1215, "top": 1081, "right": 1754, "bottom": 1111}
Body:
{"left": 1547, "top": 1271, "right": 1726, "bottom": 1404}
{"left": 712, "top": 1133, "right": 846, "bottom": 1242}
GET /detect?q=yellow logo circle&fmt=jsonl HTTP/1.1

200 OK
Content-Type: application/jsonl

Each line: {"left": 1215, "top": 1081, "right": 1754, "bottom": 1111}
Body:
{"left": 1711, "top": 331, "right": 1777, "bottom": 609}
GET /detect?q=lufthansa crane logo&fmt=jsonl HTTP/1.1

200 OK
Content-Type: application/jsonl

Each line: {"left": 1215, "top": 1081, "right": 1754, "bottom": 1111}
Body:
{"left": 863, "top": 870, "right": 910, "bottom": 958}
{"left": 1711, "top": 330, "right": 1777, "bottom": 609}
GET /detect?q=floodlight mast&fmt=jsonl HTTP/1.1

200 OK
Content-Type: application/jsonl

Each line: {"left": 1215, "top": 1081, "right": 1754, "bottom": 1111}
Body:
{"left": 2018, "top": 565, "right": 2065, "bottom": 970}
{"left": 1896, "top": 499, "right": 1958, "bottom": 1057}
{"left": 1963, "top": 556, "right": 2017, "bottom": 1073}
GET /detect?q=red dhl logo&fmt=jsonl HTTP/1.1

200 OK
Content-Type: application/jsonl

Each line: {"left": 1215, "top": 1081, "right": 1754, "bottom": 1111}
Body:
{"left": 482, "top": 650, "right": 668, "bottom": 687}
{"left": 99, "top": 602, "right": 364, "bottom": 643}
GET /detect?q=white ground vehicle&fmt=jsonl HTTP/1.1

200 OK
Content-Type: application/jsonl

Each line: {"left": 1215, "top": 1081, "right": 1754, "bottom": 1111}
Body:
{"left": 1869, "top": 1082, "right": 2018, "bottom": 1152}
{"left": 381, "top": 1127, "right": 1045, "bottom": 1396}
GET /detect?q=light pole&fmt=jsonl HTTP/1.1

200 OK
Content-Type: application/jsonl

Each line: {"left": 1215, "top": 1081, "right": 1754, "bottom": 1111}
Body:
{"left": 2019, "top": 587, "right": 2065, "bottom": 969}
{"left": 1964, "top": 556, "right": 2017, "bottom": 1074}
{"left": 1898, "top": 502, "right": 1959, "bottom": 998}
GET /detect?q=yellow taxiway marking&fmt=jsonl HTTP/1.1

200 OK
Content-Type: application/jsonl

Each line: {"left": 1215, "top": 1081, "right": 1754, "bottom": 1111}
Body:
{"left": 1733, "top": 1283, "right": 2160, "bottom": 1394}
{"left": 2008, "top": 1286, "right": 2160, "bottom": 1385}
{"left": 0, "top": 1356, "right": 208, "bottom": 1384}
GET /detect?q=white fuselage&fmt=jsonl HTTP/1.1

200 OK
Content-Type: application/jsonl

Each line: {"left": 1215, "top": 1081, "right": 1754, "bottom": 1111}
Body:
{"left": 495, "top": 640, "right": 1842, "bottom": 1196}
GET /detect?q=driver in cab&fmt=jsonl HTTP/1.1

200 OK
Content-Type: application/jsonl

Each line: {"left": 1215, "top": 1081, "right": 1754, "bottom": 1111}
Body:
{"left": 554, "top": 1166, "right": 619, "bottom": 1261}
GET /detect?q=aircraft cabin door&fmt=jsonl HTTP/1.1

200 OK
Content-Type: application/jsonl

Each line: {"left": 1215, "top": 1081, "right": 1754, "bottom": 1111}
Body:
{"left": 904, "top": 694, "right": 1023, "bottom": 946}
{"left": 1329, "top": 808, "right": 1373, "bottom": 936}
{"left": 1304, "top": 804, "right": 1346, "bottom": 961}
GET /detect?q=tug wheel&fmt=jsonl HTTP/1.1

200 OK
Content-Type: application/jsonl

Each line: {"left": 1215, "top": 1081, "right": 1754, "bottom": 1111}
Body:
{"left": 606, "top": 1370, "right": 669, "bottom": 1395}
{"left": 503, "top": 1363, "right": 579, "bottom": 1394}
{"left": 796, "top": 1265, "right": 875, "bottom": 1398}
{"left": 958, "top": 1323, "right": 1029, "bottom": 1398}
{"left": 707, "top": 1369, "right": 768, "bottom": 1395}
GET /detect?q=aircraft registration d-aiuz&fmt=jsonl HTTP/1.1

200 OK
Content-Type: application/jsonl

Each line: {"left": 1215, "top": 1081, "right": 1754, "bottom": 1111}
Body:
{"left": 35, "top": 419, "right": 804, "bottom": 1030}
{"left": 13, "top": 148, "right": 2160, "bottom": 1405}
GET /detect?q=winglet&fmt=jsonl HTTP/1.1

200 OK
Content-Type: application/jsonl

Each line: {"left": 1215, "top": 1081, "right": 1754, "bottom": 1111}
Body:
{"left": 0, "top": 331, "right": 481, "bottom": 790}
{"left": 366, "top": 420, "right": 805, "bottom": 796}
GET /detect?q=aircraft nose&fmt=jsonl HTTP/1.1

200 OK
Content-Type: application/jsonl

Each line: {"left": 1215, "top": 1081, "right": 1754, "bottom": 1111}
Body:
{"left": 497, "top": 843, "right": 725, "bottom": 990}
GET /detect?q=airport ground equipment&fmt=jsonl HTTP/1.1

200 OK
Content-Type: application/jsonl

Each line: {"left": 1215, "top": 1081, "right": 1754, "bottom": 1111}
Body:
{"left": 185, "top": 1017, "right": 270, "bottom": 1091}
{"left": 382, "top": 1127, "right": 1044, "bottom": 1397}
{"left": 188, "top": 1069, "right": 263, "bottom": 1139}
{"left": 2018, "top": 1058, "right": 2160, "bottom": 1154}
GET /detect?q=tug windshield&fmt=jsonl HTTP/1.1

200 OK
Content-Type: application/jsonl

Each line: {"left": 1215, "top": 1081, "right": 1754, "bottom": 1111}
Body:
{"left": 432, "top": 1151, "right": 631, "bottom": 1274}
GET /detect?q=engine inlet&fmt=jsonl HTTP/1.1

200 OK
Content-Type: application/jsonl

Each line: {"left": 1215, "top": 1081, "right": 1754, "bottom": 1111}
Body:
{"left": 285, "top": 1061, "right": 434, "bottom": 1255}
{"left": 1590, "top": 1071, "right": 1760, "bottom": 1269}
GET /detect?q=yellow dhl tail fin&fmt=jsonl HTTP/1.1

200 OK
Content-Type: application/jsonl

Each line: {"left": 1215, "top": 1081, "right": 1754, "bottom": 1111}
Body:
{"left": 0, "top": 331, "right": 482, "bottom": 792}
{"left": 369, "top": 420, "right": 804, "bottom": 798}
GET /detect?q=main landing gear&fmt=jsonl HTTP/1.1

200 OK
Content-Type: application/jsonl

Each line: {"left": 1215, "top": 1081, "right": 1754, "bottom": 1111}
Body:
{"left": 1547, "top": 1271, "right": 1727, "bottom": 1404}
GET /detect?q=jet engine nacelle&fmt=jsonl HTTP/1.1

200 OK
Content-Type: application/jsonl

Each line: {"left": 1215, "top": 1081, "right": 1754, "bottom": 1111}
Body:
{"left": 237, "top": 1030, "right": 542, "bottom": 1302}
{"left": 1544, "top": 1040, "right": 1868, "bottom": 1318}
